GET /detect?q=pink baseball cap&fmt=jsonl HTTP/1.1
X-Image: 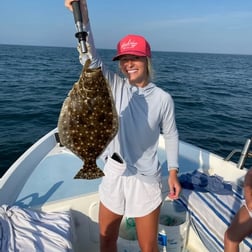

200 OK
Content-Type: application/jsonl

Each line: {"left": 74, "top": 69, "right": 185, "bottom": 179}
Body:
{"left": 112, "top": 34, "right": 151, "bottom": 61}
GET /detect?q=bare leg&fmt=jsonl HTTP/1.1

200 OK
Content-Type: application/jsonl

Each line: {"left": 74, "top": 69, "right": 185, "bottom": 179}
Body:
{"left": 135, "top": 204, "right": 161, "bottom": 252}
{"left": 99, "top": 202, "right": 123, "bottom": 252}
{"left": 224, "top": 206, "right": 252, "bottom": 252}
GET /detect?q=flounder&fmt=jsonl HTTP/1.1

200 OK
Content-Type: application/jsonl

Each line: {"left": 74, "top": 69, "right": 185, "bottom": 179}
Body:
{"left": 57, "top": 59, "right": 118, "bottom": 179}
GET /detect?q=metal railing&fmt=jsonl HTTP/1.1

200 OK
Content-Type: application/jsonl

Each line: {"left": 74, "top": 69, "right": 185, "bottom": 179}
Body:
{"left": 225, "top": 137, "right": 252, "bottom": 169}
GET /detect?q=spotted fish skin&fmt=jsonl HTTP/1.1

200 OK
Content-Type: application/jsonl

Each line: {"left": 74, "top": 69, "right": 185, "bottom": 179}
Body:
{"left": 57, "top": 60, "right": 118, "bottom": 179}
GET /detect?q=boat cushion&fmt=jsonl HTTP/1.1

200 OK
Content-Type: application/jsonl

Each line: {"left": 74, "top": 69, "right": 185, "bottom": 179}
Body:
{"left": 0, "top": 205, "right": 73, "bottom": 252}
{"left": 179, "top": 171, "right": 252, "bottom": 252}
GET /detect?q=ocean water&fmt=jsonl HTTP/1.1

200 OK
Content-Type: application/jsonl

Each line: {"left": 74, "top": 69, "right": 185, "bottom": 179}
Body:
{"left": 0, "top": 44, "right": 251, "bottom": 177}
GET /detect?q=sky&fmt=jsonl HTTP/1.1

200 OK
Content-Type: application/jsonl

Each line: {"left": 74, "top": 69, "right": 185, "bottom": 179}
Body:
{"left": 1, "top": 0, "right": 252, "bottom": 55}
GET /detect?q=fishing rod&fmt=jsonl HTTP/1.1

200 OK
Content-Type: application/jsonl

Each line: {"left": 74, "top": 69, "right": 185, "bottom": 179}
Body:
{"left": 72, "top": 1, "right": 87, "bottom": 54}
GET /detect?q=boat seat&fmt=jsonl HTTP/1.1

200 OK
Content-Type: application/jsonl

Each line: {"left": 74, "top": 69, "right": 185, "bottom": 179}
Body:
{"left": 179, "top": 171, "right": 252, "bottom": 252}
{"left": 0, "top": 205, "right": 74, "bottom": 251}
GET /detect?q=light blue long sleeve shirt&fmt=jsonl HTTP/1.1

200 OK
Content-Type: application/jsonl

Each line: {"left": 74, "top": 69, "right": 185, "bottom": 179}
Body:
{"left": 79, "top": 23, "right": 179, "bottom": 176}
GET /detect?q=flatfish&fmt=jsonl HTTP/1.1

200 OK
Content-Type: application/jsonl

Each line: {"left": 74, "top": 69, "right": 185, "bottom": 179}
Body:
{"left": 57, "top": 59, "right": 118, "bottom": 179}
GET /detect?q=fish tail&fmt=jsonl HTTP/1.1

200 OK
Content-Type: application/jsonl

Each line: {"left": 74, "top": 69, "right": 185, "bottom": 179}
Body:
{"left": 74, "top": 165, "right": 104, "bottom": 179}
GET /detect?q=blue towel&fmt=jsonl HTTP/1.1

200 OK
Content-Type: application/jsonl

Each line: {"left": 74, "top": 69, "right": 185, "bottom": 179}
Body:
{"left": 179, "top": 170, "right": 233, "bottom": 195}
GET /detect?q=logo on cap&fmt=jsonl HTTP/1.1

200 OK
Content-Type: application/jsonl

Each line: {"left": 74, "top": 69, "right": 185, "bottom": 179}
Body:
{"left": 121, "top": 39, "right": 138, "bottom": 51}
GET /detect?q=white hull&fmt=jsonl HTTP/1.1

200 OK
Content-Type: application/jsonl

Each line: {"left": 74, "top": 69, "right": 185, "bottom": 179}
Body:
{"left": 0, "top": 128, "right": 250, "bottom": 251}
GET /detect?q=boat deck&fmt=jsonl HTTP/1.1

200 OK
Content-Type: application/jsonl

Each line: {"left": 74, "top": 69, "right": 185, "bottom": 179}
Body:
{"left": 14, "top": 133, "right": 202, "bottom": 208}
{"left": 1, "top": 129, "right": 250, "bottom": 251}
{"left": 15, "top": 146, "right": 103, "bottom": 208}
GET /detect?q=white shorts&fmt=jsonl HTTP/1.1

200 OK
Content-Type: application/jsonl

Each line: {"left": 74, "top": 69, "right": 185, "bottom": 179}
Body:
{"left": 99, "top": 156, "right": 162, "bottom": 217}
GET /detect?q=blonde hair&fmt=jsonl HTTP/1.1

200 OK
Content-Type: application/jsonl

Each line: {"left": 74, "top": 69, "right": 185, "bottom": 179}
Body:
{"left": 147, "top": 57, "right": 154, "bottom": 82}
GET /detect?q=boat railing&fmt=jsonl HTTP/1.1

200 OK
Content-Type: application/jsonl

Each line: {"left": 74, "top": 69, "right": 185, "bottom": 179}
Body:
{"left": 224, "top": 137, "right": 252, "bottom": 169}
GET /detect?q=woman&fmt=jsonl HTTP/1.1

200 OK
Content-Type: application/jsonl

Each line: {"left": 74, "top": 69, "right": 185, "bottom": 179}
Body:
{"left": 65, "top": 1, "right": 181, "bottom": 251}
{"left": 224, "top": 168, "right": 252, "bottom": 252}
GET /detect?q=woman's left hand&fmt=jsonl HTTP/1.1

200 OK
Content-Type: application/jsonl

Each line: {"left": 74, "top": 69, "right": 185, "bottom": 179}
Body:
{"left": 168, "top": 169, "right": 181, "bottom": 199}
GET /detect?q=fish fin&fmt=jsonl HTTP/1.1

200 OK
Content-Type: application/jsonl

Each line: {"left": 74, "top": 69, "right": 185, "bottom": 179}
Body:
{"left": 83, "top": 58, "right": 91, "bottom": 70}
{"left": 74, "top": 165, "right": 104, "bottom": 180}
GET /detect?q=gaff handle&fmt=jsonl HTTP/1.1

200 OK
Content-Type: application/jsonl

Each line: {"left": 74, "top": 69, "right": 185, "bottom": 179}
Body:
{"left": 72, "top": 1, "right": 87, "bottom": 53}
{"left": 72, "top": 1, "right": 82, "bottom": 24}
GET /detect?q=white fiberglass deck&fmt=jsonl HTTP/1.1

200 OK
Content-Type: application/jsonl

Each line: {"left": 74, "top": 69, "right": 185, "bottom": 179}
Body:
{"left": 14, "top": 146, "right": 104, "bottom": 208}
{"left": 13, "top": 135, "right": 202, "bottom": 209}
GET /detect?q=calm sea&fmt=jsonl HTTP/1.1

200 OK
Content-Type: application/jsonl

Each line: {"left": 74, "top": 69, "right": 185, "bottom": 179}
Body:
{"left": 0, "top": 44, "right": 251, "bottom": 177}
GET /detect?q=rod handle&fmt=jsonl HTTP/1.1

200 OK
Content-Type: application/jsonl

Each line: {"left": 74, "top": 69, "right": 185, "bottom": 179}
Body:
{"left": 72, "top": 1, "right": 82, "bottom": 24}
